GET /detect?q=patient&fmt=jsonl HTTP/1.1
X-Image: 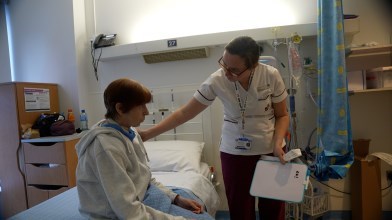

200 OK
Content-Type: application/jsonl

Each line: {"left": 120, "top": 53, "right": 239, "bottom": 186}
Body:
{"left": 75, "top": 78, "right": 213, "bottom": 219}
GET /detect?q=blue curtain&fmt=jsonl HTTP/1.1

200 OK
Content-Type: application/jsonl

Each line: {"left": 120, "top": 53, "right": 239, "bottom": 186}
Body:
{"left": 314, "top": 0, "right": 354, "bottom": 181}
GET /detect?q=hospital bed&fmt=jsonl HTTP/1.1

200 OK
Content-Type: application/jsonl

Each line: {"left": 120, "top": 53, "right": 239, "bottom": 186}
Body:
{"left": 9, "top": 140, "right": 220, "bottom": 220}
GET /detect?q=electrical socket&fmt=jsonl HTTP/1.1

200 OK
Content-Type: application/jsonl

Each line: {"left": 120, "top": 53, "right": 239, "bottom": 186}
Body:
{"left": 386, "top": 170, "right": 392, "bottom": 181}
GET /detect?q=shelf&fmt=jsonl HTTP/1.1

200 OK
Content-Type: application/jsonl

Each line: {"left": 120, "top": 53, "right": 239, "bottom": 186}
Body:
{"left": 99, "top": 23, "right": 317, "bottom": 61}
{"left": 348, "top": 44, "right": 392, "bottom": 55}
{"left": 346, "top": 44, "right": 392, "bottom": 72}
{"left": 349, "top": 87, "right": 392, "bottom": 95}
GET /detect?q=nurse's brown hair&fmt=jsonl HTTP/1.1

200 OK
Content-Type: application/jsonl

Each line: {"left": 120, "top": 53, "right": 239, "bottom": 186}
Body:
{"left": 225, "top": 36, "right": 260, "bottom": 69}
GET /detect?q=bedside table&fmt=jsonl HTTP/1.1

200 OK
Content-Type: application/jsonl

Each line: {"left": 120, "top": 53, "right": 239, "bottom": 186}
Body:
{"left": 22, "top": 134, "right": 81, "bottom": 208}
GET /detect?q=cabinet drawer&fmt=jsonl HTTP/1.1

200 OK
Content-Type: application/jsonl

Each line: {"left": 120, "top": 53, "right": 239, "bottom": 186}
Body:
{"left": 23, "top": 142, "right": 66, "bottom": 164}
{"left": 25, "top": 164, "right": 68, "bottom": 185}
{"left": 48, "top": 186, "right": 69, "bottom": 198}
{"left": 27, "top": 185, "right": 69, "bottom": 208}
{"left": 26, "top": 185, "right": 48, "bottom": 208}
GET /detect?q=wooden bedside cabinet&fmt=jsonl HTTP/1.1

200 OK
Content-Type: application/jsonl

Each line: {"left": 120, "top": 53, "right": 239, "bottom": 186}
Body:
{"left": 22, "top": 134, "right": 80, "bottom": 208}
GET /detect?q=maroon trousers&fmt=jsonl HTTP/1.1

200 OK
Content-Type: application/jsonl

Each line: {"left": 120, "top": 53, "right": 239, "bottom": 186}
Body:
{"left": 220, "top": 152, "right": 285, "bottom": 220}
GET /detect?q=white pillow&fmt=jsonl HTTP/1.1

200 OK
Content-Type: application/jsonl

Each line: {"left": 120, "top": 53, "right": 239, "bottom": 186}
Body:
{"left": 143, "top": 140, "right": 205, "bottom": 172}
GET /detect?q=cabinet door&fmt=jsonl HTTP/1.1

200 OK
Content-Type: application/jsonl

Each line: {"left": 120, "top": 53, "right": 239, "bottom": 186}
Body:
{"left": 350, "top": 159, "right": 382, "bottom": 220}
{"left": 64, "top": 138, "right": 79, "bottom": 187}
{"left": 0, "top": 83, "right": 28, "bottom": 217}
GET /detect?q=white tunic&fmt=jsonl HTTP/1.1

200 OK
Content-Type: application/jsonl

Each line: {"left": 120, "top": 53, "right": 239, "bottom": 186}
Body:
{"left": 194, "top": 63, "right": 287, "bottom": 155}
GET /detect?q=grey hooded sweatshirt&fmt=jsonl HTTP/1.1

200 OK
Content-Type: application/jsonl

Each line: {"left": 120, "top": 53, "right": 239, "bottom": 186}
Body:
{"left": 75, "top": 120, "right": 185, "bottom": 220}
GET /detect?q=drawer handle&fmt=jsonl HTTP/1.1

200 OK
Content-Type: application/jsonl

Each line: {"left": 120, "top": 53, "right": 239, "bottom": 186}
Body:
{"left": 31, "top": 163, "right": 61, "bottom": 168}
{"left": 28, "top": 185, "right": 66, "bottom": 190}
{"left": 28, "top": 142, "right": 57, "bottom": 146}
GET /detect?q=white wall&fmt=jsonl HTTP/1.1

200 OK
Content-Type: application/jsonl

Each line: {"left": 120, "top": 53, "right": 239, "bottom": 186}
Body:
{"left": 344, "top": 0, "right": 392, "bottom": 45}
{"left": 94, "top": 0, "right": 317, "bottom": 44}
{"left": 0, "top": 4, "right": 11, "bottom": 82}
{"left": 3, "top": 0, "right": 88, "bottom": 127}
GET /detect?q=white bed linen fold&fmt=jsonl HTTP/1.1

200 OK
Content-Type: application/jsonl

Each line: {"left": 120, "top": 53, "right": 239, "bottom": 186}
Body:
{"left": 199, "top": 162, "right": 211, "bottom": 178}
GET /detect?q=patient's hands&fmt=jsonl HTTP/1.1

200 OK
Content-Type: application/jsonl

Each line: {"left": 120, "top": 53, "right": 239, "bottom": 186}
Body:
{"left": 174, "top": 195, "right": 203, "bottom": 214}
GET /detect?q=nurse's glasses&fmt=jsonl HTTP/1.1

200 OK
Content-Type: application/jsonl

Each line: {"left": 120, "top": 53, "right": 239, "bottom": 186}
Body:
{"left": 218, "top": 57, "right": 248, "bottom": 76}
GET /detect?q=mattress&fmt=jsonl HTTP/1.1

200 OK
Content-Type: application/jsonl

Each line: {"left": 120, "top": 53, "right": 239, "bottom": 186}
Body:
{"left": 9, "top": 140, "right": 220, "bottom": 219}
{"left": 9, "top": 168, "right": 219, "bottom": 219}
{"left": 9, "top": 187, "right": 83, "bottom": 220}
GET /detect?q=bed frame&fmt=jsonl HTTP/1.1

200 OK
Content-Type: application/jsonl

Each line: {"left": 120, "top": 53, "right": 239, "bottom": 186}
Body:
{"left": 140, "top": 84, "right": 214, "bottom": 164}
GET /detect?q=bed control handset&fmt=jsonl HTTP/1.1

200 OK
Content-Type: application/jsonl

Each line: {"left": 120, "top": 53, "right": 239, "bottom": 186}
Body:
{"left": 209, "top": 166, "right": 215, "bottom": 182}
{"left": 209, "top": 166, "right": 219, "bottom": 187}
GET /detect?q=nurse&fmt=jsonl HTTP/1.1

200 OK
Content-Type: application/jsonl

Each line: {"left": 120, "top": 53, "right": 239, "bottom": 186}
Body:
{"left": 140, "top": 36, "right": 289, "bottom": 220}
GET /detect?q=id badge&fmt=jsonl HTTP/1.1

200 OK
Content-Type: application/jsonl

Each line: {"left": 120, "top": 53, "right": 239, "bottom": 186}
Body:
{"left": 235, "top": 137, "right": 252, "bottom": 150}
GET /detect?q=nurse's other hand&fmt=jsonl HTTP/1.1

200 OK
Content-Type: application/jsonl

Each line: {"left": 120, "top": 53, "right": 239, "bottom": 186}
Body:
{"left": 273, "top": 145, "right": 286, "bottom": 164}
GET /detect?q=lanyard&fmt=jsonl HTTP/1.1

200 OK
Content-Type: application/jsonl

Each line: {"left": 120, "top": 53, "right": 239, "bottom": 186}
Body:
{"left": 234, "top": 70, "right": 254, "bottom": 131}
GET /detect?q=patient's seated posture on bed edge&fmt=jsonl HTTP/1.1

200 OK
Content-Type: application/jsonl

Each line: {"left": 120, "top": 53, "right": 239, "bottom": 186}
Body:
{"left": 75, "top": 78, "right": 213, "bottom": 219}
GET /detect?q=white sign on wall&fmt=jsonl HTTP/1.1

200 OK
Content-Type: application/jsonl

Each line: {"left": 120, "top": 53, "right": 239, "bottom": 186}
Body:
{"left": 24, "top": 88, "right": 51, "bottom": 112}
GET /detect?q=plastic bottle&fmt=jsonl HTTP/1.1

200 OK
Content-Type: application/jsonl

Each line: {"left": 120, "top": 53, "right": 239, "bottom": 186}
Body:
{"left": 67, "top": 109, "right": 75, "bottom": 123}
{"left": 80, "top": 109, "right": 88, "bottom": 130}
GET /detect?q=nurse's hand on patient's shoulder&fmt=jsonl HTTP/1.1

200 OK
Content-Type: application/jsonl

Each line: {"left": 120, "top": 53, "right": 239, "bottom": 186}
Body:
{"left": 136, "top": 128, "right": 148, "bottom": 141}
{"left": 273, "top": 144, "right": 286, "bottom": 165}
{"left": 174, "top": 195, "right": 203, "bottom": 214}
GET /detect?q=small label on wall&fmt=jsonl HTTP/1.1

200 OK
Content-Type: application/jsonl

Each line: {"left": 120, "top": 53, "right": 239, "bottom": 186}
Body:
{"left": 167, "top": 39, "right": 177, "bottom": 47}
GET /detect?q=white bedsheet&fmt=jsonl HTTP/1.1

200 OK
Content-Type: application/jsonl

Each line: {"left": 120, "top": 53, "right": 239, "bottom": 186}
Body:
{"left": 152, "top": 170, "right": 220, "bottom": 216}
{"left": 199, "top": 162, "right": 212, "bottom": 178}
